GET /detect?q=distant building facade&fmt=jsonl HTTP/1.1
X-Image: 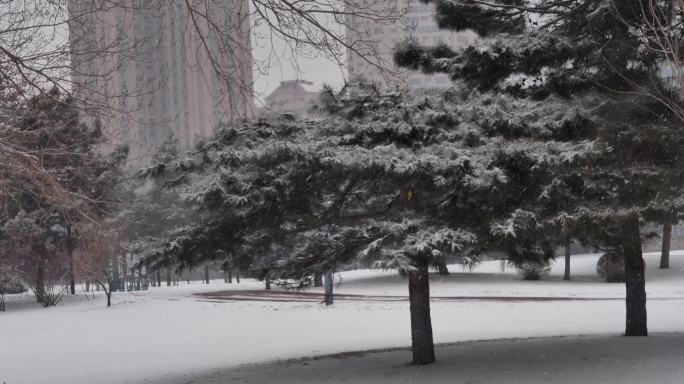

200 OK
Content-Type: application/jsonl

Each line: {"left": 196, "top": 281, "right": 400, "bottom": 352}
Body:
{"left": 259, "top": 80, "right": 320, "bottom": 119}
{"left": 346, "top": 0, "right": 477, "bottom": 93}
{"left": 68, "top": 0, "right": 254, "bottom": 164}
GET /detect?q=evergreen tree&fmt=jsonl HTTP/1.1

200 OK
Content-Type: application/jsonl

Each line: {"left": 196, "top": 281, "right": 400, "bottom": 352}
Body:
{"left": 394, "top": 0, "right": 684, "bottom": 336}
{"left": 0, "top": 90, "right": 124, "bottom": 306}
{"left": 135, "top": 83, "right": 607, "bottom": 363}
{"left": 137, "top": 94, "right": 546, "bottom": 364}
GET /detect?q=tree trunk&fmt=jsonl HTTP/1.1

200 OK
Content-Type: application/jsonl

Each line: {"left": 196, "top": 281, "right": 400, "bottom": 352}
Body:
{"left": 314, "top": 274, "right": 323, "bottom": 287}
{"left": 166, "top": 269, "right": 172, "bottom": 287}
{"left": 227, "top": 267, "right": 232, "bottom": 283}
{"left": 111, "top": 257, "right": 120, "bottom": 292}
{"left": 236, "top": 270, "right": 240, "bottom": 284}
{"left": 563, "top": 240, "right": 572, "bottom": 281}
{"left": 104, "top": 287, "right": 112, "bottom": 308}
{"left": 35, "top": 258, "right": 46, "bottom": 304}
{"left": 122, "top": 253, "right": 128, "bottom": 291}
{"left": 660, "top": 221, "right": 672, "bottom": 269}
{"left": 67, "top": 225, "right": 75, "bottom": 295}
{"left": 156, "top": 269, "right": 161, "bottom": 287}
{"left": 204, "top": 264, "right": 210, "bottom": 284}
{"left": 623, "top": 215, "right": 648, "bottom": 337}
{"left": 137, "top": 267, "right": 143, "bottom": 290}
{"left": 408, "top": 264, "right": 435, "bottom": 365}
{"left": 85, "top": 280, "right": 90, "bottom": 292}
{"left": 324, "top": 271, "right": 334, "bottom": 306}
{"left": 265, "top": 277, "right": 271, "bottom": 290}
{"left": 436, "top": 257, "right": 449, "bottom": 275}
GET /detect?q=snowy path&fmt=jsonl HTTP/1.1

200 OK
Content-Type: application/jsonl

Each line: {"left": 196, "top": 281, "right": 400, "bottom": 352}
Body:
{"left": 196, "top": 289, "right": 683, "bottom": 302}
{"left": 145, "top": 333, "right": 684, "bottom": 384}
{"left": 1, "top": 252, "right": 684, "bottom": 384}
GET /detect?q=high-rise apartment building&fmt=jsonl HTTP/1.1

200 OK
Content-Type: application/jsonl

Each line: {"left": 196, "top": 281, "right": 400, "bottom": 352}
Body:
{"left": 346, "top": 0, "right": 476, "bottom": 93}
{"left": 69, "top": 0, "right": 254, "bottom": 164}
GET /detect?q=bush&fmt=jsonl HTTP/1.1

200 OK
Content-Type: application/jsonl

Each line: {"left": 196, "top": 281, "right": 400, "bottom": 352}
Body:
{"left": 0, "top": 273, "right": 26, "bottom": 295}
{"left": 514, "top": 260, "right": 551, "bottom": 280}
{"left": 0, "top": 272, "right": 26, "bottom": 311}
{"left": 596, "top": 250, "right": 625, "bottom": 282}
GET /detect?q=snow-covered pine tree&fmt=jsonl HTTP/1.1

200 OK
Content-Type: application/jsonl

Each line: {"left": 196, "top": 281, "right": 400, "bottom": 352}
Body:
{"left": 135, "top": 93, "right": 554, "bottom": 364}
{"left": 394, "top": 0, "right": 684, "bottom": 336}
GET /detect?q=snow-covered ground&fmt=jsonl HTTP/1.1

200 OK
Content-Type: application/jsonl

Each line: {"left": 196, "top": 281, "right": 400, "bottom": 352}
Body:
{"left": 149, "top": 334, "right": 684, "bottom": 384}
{"left": 1, "top": 251, "right": 684, "bottom": 384}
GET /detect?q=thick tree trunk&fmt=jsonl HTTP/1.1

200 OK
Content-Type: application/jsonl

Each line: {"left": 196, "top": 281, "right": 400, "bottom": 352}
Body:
{"left": 324, "top": 271, "right": 334, "bottom": 306}
{"left": 660, "top": 221, "right": 672, "bottom": 269}
{"left": 563, "top": 240, "right": 571, "bottom": 281}
{"left": 436, "top": 257, "right": 449, "bottom": 275}
{"left": 156, "top": 269, "right": 161, "bottom": 287}
{"left": 408, "top": 264, "right": 435, "bottom": 365}
{"left": 236, "top": 270, "right": 240, "bottom": 284}
{"left": 314, "top": 274, "right": 323, "bottom": 287}
{"left": 265, "top": 277, "right": 271, "bottom": 290}
{"left": 166, "top": 269, "right": 172, "bottom": 287}
{"left": 204, "top": 264, "right": 210, "bottom": 284}
{"left": 623, "top": 216, "right": 648, "bottom": 336}
{"left": 227, "top": 267, "right": 233, "bottom": 283}
{"left": 0, "top": 292, "right": 5, "bottom": 312}
{"left": 85, "top": 280, "right": 90, "bottom": 292}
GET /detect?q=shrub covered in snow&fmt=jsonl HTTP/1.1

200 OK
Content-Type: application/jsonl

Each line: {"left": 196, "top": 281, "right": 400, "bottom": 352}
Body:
{"left": 596, "top": 251, "right": 626, "bottom": 283}
{"left": 0, "top": 275, "right": 26, "bottom": 294}
{"left": 513, "top": 260, "right": 552, "bottom": 281}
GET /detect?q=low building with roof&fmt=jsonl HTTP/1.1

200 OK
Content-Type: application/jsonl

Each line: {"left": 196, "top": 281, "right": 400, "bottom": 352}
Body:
{"left": 260, "top": 80, "right": 321, "bottom": 119}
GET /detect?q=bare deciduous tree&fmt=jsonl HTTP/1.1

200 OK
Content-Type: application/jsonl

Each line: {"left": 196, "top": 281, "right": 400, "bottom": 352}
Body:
{"left": 610, "top": 0, "right": 684, "bottom": 120}
{"left": 76, "top": 220, "right": 122, "bottom": 307}
{"left": 1, "top": 0, "right": 404, "bottom": 111}
{"left": 0, "top": 0, "right": 404, "bottom": 204}
{"left": 612, "top": 0, "right": 684, "bottom": 270}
